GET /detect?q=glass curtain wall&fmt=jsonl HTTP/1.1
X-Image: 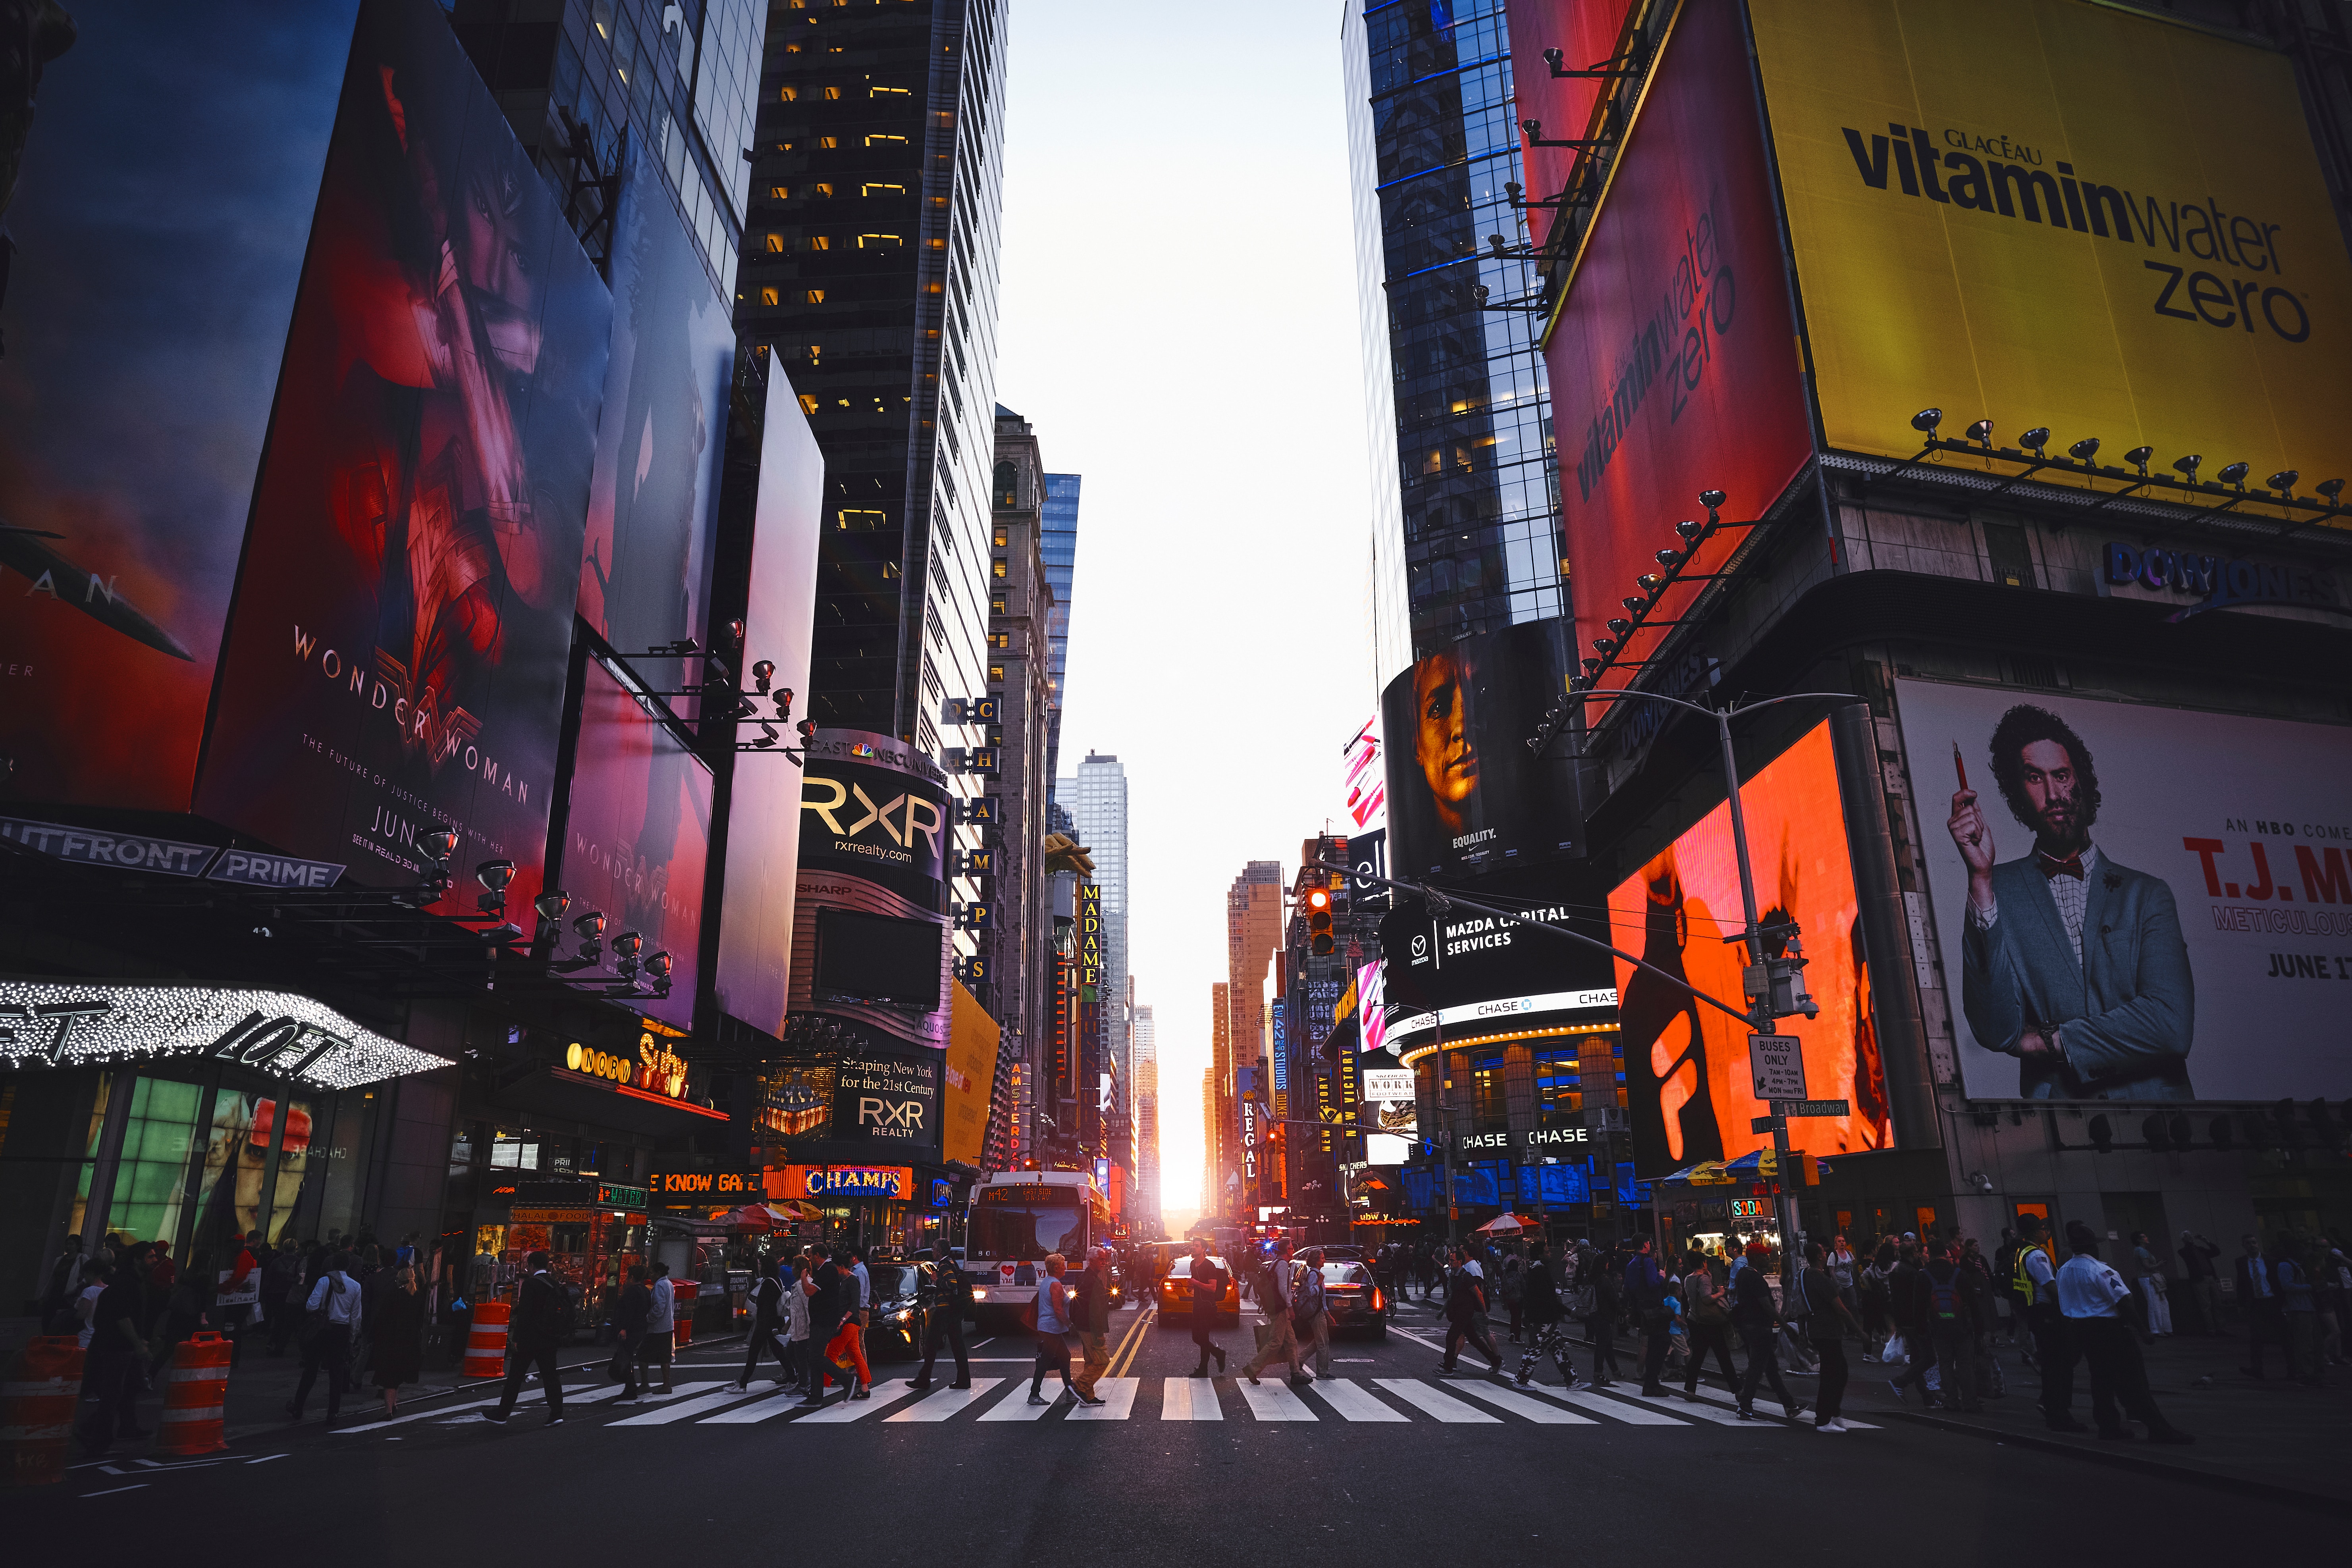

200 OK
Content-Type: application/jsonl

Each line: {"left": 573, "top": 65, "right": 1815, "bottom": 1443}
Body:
{"left": 1358, "top": 0, "right": 1562, "bottom": 655}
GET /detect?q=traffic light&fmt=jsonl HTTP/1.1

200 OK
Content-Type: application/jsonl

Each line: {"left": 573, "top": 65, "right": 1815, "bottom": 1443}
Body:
{"left": 1306, "top": 885, "right": 1334, "bottom": 955}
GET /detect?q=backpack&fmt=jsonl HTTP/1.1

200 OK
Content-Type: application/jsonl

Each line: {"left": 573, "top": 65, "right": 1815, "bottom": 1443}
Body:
{"left": 1290, "top": 1264, "right": 1324, "bottom": 1335}
{"left": 1922, "top": 1263, "right": 1963, "bottom": 1323}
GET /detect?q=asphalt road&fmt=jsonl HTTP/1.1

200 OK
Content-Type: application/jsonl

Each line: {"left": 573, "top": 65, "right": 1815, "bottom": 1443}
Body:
{"left": 11, "top": 1295, "right": 2339, "bottom": 1559}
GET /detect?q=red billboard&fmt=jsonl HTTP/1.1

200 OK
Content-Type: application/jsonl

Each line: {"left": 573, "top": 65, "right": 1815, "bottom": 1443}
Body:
{"left": 551, "top": 656, "right": 712, "bottom": 1031}
{"left": 193, "top": 0, "right": 610, "bottom": 918}
{"left": 1504, "top": 0, "right": 1637, "bottom": 251}
{"left": 1542, "top": 0, "right": 1810, "bottom": 711}
{"left": 711, "top": 366, "right": 826, "bottom": 1038}
{"left": 1608, "top": 720, "right": 1894, "bottom": 1172}
{"left": 0, "top": 2, "right": 358, "bottom": 810}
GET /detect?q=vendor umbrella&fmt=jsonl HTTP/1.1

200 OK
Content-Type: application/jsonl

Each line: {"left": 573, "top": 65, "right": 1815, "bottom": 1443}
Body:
{"left": 1474, "top": 1213, "right": 1530, "bottom": 1234}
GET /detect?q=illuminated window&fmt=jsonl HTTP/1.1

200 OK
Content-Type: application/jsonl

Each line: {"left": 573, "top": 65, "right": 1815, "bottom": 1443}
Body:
{"left": 858, "top": 234, "right": 902, "bottom": 249}
{"left": 819, "top": 136, "right": 838, "bottom": 149}
{"left": 987, "top": 663, "right": 1004, "bottom": 683}
{"left": 759, "top": 287, "right": 779, "bottom": 306}
{"left": 798, "top": 395, "right": 819, "bottom": 416}
{"left": 804, "top": 288, "right": 826, "bottom": 304}
{"left": 813, "top": 183, "right": 833, "bottom": 197}
{"left": 865, "top": 134, "right": 907, "bottom": 147}
{"left": 765, "top": 233, "right": 785, "bottom": 253}
{"left": 990, "top": 594, "right": 1006, "bottom": 615}
{"left": 927, "top": 237, "right": 947, "bottom": 250}
{"left": 839, "top": 509, "right": 888, "bottom": 530}
{"left": 779, "top": 85, "right": 798, "bottom": 101}
{"left": 808, "top": 235, "right": 829, "bottom": 250}
{"left": 861, "top": 183, "right": 905, "bottom": 197}
{"left": 991, "top": 558, "right": 1008, "bottom": 580}
{"left": 871, "top": 85, "right": 910, "bottom": 98}
{"left": 992, "top": 526, "right": 1008, "bottom": 547}
{"left": 989, "top": 630, "right": 1011, "bottom": 650}
{"left": 823, "top": 86, "right": 841, "bottom": 100}
{"left": 769, "top": 185, "right": 788, "bottom": 200}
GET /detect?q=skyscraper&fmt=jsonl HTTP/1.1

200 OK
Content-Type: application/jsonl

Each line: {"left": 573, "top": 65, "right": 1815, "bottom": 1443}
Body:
{"left": 736, "top": 0, "right": 1009, "bottom": 762}
{"left": 1133, "top": 1002, "right": 1160, "bottom": 1239}
{"left": 1224, "top": 861, "right": 1285, "bottom": 1215}
{"left": 1342, "top": 0, "right": 1562, "bottom": 665}
{"left": 1040, "top": 472, "right": 1081, "bottom": 788}
{"left": 1063, "top": 753, "right": 1129, "bottom": 1101}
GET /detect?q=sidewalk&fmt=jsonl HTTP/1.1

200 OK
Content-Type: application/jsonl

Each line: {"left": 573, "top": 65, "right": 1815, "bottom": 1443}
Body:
{"left": 0, "top": 1314, "right": 748, "bottom": 1454}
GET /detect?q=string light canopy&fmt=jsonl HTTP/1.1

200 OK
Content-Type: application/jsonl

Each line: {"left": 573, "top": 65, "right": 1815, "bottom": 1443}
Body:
{"left": 0, "top": 977, "right": 450, "bottom": 1089}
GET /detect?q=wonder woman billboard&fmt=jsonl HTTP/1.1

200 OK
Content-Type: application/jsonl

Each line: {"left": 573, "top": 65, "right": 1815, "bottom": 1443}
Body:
{"left": 194, "top": 0, "right": 610, "bottom": 919}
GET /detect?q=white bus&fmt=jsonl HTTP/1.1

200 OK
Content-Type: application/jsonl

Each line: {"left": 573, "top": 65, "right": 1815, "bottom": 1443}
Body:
{"left": 964, "top": 1169, "right": 1110, "bottom": 1325}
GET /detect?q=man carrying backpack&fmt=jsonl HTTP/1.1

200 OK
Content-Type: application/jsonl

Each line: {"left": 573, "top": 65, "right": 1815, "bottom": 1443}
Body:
{"left": 910, "top": 1245, "right": 973, "bottom": 1391}
{"left": 726, "top": 1257, "right": 793, "bottom": 1393}
{"left": 1896, "top": 1240, "right": 1982, "bottom": 1412}
{"left": 1242, "top": 1238, "right": 1312, "bottom": 1387}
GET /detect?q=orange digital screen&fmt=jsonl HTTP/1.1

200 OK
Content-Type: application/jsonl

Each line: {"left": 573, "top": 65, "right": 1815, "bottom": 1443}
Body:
{"left": 1607, "top": 721, "right": 1894, "bottom": 1171}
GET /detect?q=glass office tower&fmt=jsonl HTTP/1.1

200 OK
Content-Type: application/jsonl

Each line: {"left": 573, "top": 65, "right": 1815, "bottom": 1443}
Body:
{"left": 1040, "top": 472, "right": 1081, "bottom": 788}
{"left": 1343, "top": 0, "right": 1562, "bottom": 665}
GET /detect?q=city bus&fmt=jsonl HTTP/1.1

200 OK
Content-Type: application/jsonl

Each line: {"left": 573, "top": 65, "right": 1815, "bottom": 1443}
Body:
{"left": 964, "top": 1169, "right": 1110, "bottom": 1328}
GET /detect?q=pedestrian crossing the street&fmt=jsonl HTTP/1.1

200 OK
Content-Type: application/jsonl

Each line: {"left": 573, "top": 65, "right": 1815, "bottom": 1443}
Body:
{"left": 336, "top": 1373, "right": 1876, "bottom": 1435}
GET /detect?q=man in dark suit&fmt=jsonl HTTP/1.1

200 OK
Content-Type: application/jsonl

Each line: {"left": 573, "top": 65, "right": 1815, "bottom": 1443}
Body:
{"left": 1949, "top": 704, "right": 2194, "bottom": 1099}
{"left": 2234, "top": 1233, "right": 2285, "bottom": 1378}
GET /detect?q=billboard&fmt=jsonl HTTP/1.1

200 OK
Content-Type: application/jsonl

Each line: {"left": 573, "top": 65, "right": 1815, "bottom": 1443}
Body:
{"left": 577, "top": 152, "right": 736, "bottom": 706}
{"left": 1751, "top": 0, "right": 2352, "bottom": 502}
{"left": 1896, "top": 680, "right": 2352, "bottom": 1102}
{"left": 788, "top": 731, "right": 952, "bottom": 1047}
{"left": 193, "top": 0, "right": 610, "bottom": 924}
{"left": 1607, "top": 720, "right": 1895, "bottom": 1170}
{"left": 551, "top": 656, "right": 712, "bottom": 1031}
{"left": 0, "top": 1, "right": 359, "bottom": 809}
{"left": 943, "top": 980, "right": 1002, "bottom": 1169}
{"left": 1542, "top": 0, "right": 1811, "bottom": 707}
{"left": 1503, "top": 0, "right": 1639, "bottom": 250}
{"left": 1342, "top": 715, "right": 1386, "bottom": 832}
{"left": 711, "top": 365, "right": 824, "bottom": 1037}
{"left": 1380, "top": 618, "right": 1583, "bottom": 879}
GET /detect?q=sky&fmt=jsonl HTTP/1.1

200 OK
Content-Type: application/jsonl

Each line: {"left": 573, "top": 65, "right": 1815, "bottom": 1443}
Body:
{"left": 992, "top": 0, "right": 1378, "bottom": 1224}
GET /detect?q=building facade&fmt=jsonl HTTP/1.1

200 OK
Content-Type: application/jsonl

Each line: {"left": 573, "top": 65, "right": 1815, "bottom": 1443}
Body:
{"left": 1133, "top": 1002, "right": 1161, "bottom": 1239}
{"left": 1040, "top": 473, "right": 1082, "bottom": 787}
{"left": 1222, "top": 861, "right": 1286, "bottom": 1219}
{"left": 1062, "top": 753, "right": 1130, "bottom": 1106}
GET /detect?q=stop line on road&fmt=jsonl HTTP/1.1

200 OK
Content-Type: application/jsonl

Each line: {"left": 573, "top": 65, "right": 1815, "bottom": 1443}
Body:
{"left": 337, "top": 1374, "right": 1872, "bottom": 1433}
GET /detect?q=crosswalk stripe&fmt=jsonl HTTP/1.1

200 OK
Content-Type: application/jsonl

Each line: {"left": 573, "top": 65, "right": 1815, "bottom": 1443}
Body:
{"left": 977, "top": 1383, "right": 1062, "bottom": 1421}
{"left": 432, "top": 1382, "right": 644, "bottom": 1424}
{"left": 1673, "top": 1381, "right": 1881, "bottom": 1429}
{"left": 699, "top": 1387, "right": 817, "bottom": 1425}
{"left": 337, "top": 1396, "right": 503, "bottom": 1433}
{"left": 1308, "top": 1378, "right": 1408, "bottom": 1422}
{"left": 1616, "top": 1389, "right": 1768, "bottom": 1427}
{"left": 1066, "top": 1378, "right": 1139, "bottom": 1421}
{"left": 1375, "top": 1378, "right": 1500, "bottom": 1423}
{"left": 1448, "top": 1381, "right": 1598, "bottom": 1424}
{"left": 1519, "top": 1384, "right": 1691, "bottom": 1425}
{"left": 610, "top": 1386, "right": 766, "bottom": 1426}
{"left": 1236, "top": 1379, "right": 1316, "bottom": 1421}
{"left": 1158, "top": 1377, "right": 1221, "bottom": 1420}
{"left": 884, "top": 1379, "right": 1004, "bottom": 1422}
{"left": 797, "top": 1378, "right": 920, "bottom": 1424}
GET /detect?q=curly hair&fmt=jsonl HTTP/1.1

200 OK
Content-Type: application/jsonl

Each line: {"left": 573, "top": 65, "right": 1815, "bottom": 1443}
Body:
{"left": 1986, "top": 704, "right": 2101, "bottom": 833}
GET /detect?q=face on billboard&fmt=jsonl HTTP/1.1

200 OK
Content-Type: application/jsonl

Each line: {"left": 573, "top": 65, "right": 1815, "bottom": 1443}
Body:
{"left": 193, "top": 0, "right": 609, "bottom": 919}
{"left": 1751, "top": 0, "right": 2352, "bottom": 515}
{"left": 1608, "top": 721, "right": 1893, "bottom": 1171}
{"left": 1542, "top": 0, "right": 1812, "bottom": 711}
{"left": 1898, "top": 680, "right": 2352, "bottom": 1102}
{"left": 1380, "top": 620, "right": 1581, "bottom": 878}
{"left": 712, "top": 366, "right": 824, "bottom": 1038}
{"left": 556, "top": 657, "right": 711, "bottom": 1029}
{"left": 578, "top": 152, "right": 735, "bottom": 706}
{"left": 0, "top": 1, "right": 357, "bottom": 809}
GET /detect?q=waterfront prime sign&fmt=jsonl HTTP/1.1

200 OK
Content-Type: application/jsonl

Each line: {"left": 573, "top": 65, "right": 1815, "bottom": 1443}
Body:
{"left": 1751, "top": 0, "right": 2352, "bottom": 509}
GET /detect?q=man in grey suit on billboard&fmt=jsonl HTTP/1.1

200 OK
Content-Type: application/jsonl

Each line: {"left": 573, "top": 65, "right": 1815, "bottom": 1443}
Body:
{"left": 1947, "top": 704, "right": 2195, "bottom": 1099}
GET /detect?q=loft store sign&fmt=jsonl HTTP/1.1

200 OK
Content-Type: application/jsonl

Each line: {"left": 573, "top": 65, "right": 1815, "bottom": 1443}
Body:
{"left": 2103, "top": 541, "right": 2344, "bottom": 620}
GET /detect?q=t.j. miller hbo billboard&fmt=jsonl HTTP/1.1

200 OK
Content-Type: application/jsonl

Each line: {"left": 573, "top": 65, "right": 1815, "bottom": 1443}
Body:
{"left": 1898, "top": 680, "right": 2352, "bottom": 1103}
{"left": 1751, "top": 0, "right": 2352, "bottom": 499}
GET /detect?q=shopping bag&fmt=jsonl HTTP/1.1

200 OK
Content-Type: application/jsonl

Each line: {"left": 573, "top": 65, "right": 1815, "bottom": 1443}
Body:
{"left": 1883, "top": 1331, "right": 1907, "bottom": 1362}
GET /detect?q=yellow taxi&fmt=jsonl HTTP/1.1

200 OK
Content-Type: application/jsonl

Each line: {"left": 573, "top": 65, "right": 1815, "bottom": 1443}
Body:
{"left": 1156, "top": 1254, "right": 1240, "bottom": 1325}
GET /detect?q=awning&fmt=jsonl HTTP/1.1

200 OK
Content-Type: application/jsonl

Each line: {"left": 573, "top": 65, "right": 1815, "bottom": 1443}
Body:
{"left": 496, "top": 1066, "right": 732, "bottom": 1137}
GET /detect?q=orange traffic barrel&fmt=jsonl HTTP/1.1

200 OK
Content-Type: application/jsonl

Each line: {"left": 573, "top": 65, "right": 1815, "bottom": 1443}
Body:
{"left": 464, "top": 1300, "right": 512, "bottom": 1379}
{"left": 3, "top": 1335, "right": 85, "bottom": 1486}
{"left": 671, "top": 1280, "right": 696, "bottom": 1346}
{"left": 156, "top": 1332, "right": 230, "bottom": 1456}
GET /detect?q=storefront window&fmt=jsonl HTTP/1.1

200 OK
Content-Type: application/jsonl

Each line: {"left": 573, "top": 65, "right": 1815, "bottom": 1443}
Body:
{"left": 1470, "top": 1055, "right": 1506, "bottom": 1133}
{"left": 1533, "top": 1048, "right": 1581, "bottom": 1124}
{"left": 71, "top": 1075, "right": 204, "bottom": 1246}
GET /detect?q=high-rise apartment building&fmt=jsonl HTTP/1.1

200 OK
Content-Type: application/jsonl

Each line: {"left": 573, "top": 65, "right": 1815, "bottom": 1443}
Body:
{"left": 1201, "top": 1065, "right": 1220, "bottom": 1220}
{"left": 1133, "top": 1002, "right": 1160, "bottom": 1239}
{"left": 1341, "top": 0, "right": 1562, "bottom": 666}
{"left": 1062, "top": 753, "right": 1130, "bottom": 1102}
{"left": 737, "top": 0, "right": 1008, "bottom": 766}
{"left": 1209, "top": 982, "right": 1232, "bottom": 1216}
{"left": 1224, "top": 861, "right": 1285, "bottom": 1216}
{"left": 1039, "top": 473, "right": 1080, "bottom": 786}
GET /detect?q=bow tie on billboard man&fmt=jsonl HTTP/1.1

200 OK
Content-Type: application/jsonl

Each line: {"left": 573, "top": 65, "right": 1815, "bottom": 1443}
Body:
{"left": 1948, "top": 704, "right": 2195, "bottom": 1100}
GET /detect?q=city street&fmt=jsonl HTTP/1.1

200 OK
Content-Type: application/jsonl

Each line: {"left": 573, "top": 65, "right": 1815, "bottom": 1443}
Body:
{"left": 13, "top": 1296, "right": 2342, "bottom": 1557}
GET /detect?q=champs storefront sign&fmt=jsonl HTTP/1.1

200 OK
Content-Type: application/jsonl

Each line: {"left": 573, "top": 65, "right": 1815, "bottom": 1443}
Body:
{"left": 1751, "top": 0, "right": 2352, "bottom": 496}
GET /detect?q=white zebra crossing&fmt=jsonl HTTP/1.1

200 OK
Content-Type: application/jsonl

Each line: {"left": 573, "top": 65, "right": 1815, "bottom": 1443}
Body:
{"left": 1066, "top": 1378, "right": 1140, "bottom": 1420}
{"left": 885, "top": 1378, "right": 1005, "bottom": 1421}
{"left": 1308, "top": 1377, "right": 1409, "bottom": 1422}
{"left": 1158, "top": 1376, "right": 1221, "bottom": 1420}
{"left": 1448, "top": 1381, "right": 1598, "bottom": 1424}
{"left": 1236, "top": 1379, "right": 1316, "bottom": 1421}
{"left": 1373, "top": 1378, "right": 1498, "bottom": 1423}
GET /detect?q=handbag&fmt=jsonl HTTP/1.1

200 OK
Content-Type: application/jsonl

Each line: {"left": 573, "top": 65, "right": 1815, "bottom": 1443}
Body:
{"left": 299, "top": 1276, "right": 340, "bottom": 1350}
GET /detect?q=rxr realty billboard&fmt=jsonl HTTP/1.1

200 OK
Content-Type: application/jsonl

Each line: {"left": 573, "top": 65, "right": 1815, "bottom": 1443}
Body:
{"left": 1899, "top": 681, "right": 2352, "bottom": 1102}
{"left": 1751, "top": 0, "right": 2352, "bottom": 500}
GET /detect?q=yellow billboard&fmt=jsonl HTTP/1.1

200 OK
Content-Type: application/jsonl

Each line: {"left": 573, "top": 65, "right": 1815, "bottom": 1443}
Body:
{"left": 944, "top": 980, "right": 1002, "bottom": 1169}
{"left": 1751, "top": 0, "right": 2352, "bottom": 516}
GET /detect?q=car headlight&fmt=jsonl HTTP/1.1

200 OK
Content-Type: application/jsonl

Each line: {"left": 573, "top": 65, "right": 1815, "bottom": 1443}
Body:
{"left": 890, "top": 1308, "right": 914, "bottom": 1321}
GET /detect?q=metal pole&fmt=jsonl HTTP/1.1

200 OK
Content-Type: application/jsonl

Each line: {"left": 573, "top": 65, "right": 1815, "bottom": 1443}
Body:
{"left": 1436, "top": 1012, "right": 1456, "bottom": 1248}
{"left": 1716, "top": 707, "right": 1801, "bottom": 1295}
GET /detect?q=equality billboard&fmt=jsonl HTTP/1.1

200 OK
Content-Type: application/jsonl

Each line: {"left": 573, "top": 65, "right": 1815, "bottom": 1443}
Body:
{"left": 1380, "top": 618, "right": 1583, "bottom": 880}
{"left": 1750, "top": 0, "right": 2352, "bottom": 499}
{"left": 787, "top": 731, "right": 953, "bottom": 1048}
{"left": 1542, "top": 0, "right": 1811, "bottom": 705}
{"left": 551, "top": 656, "right": 712, "bottom": 1031}
{"left": 578, "top": 151, "right": 736, "bottom": 708}
{"left": 1896, "top": 680, "right": 2352, "bottom": 1102}
{"left": 0, "top": 0, "right": 358, "bottom": 810}
{"left": 1607, "top": 720, "right": 1895, "bottom": 1171}
{"left": 194, "top": 0, "right": 609, "bottom": 920}
{"left": 711, "top": 365, "right": 825, "bottom": 1038}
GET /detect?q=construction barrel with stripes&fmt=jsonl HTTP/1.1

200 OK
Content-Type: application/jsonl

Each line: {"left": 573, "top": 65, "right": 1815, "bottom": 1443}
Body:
{"left": 2, "top": 1335, "right": 86, "bottom": 1486}
{"left": 464, "top": 1300, "right": 512, "bottom": 1379}
{"left": 156, "top": 1331, "right": 231, "bottom": 1456}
